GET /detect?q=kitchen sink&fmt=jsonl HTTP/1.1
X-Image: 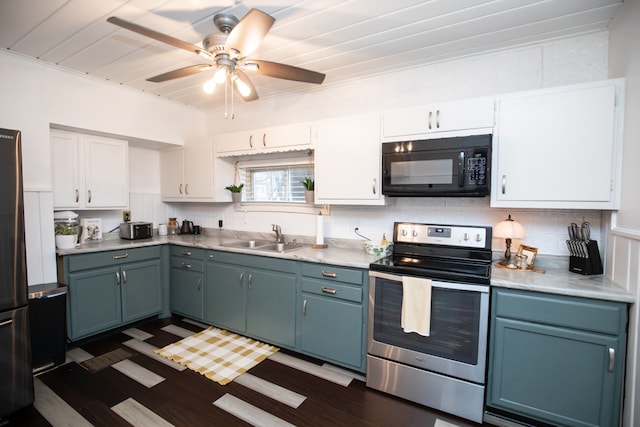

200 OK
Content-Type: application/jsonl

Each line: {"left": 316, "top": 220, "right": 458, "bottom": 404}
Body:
{"left": 220, "top": 240, "right": 272, "bottom": 249}
{"left": 220, "top": 240, "right": 304, "bottom": 253}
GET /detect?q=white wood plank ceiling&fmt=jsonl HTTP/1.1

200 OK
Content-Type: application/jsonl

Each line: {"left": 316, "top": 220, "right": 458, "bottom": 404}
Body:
{"left": 0, "top": 0, "right": 623, "bottom": 110}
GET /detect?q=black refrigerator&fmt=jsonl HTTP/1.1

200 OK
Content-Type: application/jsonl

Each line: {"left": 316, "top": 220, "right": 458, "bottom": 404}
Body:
{"left": 0, "top": 128, "right": 34, "bottom": 417}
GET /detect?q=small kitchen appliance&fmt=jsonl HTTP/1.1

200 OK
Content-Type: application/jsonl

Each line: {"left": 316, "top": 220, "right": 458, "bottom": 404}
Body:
{"left": 381, "top": 134, "right": 491, "bottom": 197}
{"left": 367, "top": 222, "right": 492, "bottom": 423}
{"left": 119, "top": 222, "right": 153, "bottom": 240}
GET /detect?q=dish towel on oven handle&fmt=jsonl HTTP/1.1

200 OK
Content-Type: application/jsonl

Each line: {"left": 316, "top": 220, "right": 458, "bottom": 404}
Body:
{"left": 401, "top": 276, "right": 432, "bottom": 336}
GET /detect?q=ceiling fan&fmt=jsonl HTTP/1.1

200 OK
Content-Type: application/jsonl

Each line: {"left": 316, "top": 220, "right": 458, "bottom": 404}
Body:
{"left": 107, "top": 9, "right": 325, "bottom": 102}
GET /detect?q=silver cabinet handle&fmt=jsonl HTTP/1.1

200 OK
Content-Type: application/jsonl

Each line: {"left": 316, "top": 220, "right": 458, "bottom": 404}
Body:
{"left": 321, "top": 271, "right": 338, "bottom": 278}
{"left": 262, "top": 133, "right": 266, "bottom": 147}
{"left": 87, "top": 189, "right": 92, "bottom": 203}
{"left": 239, "top": 272, "right": 244, "bottom": 287}
{"left": 321, "top": 287, "right": 337, "bottom": 295}
{"left": 185, "top": 183, "right": 189, "bottom": 195}
{"left": 372, "top": 178, "right": 376, "bottom": 195}
{"left": 249, "top": 135, "right": 253, "bottom": 148}
{"left": 248, "top": 273, "right": 253, "bottom": 288}
{"left": 436, "top": 109, "right": 440, "bottom": 128}
{"left": 608, "top": 347, "right": 615, "bottom": 372}
{"left": 302, "top": 299, "right": 307, "bottom": 315}
{"left": 179, "top": 183, "right": 183, "bottom": 195}
{"left": 197, "top": 278, "right": 202, "bottom": 291}
{"left": 501, "top": 175, "right": 507, "bottom": 194}
{"left": 116, "top": 272, "right": 120, "bottom": 285}
{"left": 428, "top": 110, "right": 433, "bottom": 129}
{"left": 0, "top": 319, "right": 13, "bottom": 328}
{"left": 75, "top": 189, "right": 79, "bottom": 203}
{"left": 181, "top": 262, "right": 192, "bottom": 269}
{"left": 113, "top": 253, "right": 129, "bottom": 260}
{"left": 182, "top": 251, "right": 192, "bottom": 256}
{"left": 122, "top": 270, "right": 127, "bottom": 284}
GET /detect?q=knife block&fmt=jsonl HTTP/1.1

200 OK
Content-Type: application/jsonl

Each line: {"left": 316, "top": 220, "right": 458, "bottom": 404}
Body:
{"left": 569, "top": 240, "right": 603, "bottom": 275}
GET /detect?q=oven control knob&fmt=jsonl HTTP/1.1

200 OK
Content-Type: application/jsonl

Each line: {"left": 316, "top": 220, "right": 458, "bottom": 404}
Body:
{"left": 412, "top": 230, "right": 418, "bottom": 237}
{"left": 402, "top": 229, "right": 407, "bottom": 236}
{"left": 463, "top": 233, "right": 469, "bottom": 241}
{"left": 475, "top": 234, "right": 482, "bottom": 242}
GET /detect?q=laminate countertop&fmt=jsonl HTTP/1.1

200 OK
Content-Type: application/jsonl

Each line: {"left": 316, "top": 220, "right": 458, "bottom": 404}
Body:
{"left": 57, "top": 230, "right": 634, "bottom": 304}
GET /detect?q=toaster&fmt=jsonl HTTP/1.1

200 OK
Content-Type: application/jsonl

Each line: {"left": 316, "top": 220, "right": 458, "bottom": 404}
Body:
{"left": 119, "top": 222, "right": 153, "bottom": 240}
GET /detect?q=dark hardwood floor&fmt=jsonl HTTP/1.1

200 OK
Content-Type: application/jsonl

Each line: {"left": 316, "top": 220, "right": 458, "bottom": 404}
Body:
{"left": 3, "top": 316, "right": 497, "bottom": 427}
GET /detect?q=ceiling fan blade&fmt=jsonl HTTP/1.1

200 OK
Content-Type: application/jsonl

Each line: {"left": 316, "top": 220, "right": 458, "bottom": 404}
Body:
{"left": 234, "top": 69, "right": 259, "bottom": 101}
{"left": 247, "top": 60, "right": 325, "bottom": 84}
{"left": 147, "top": 64, "right": 213, "bottom": 83}
{"left": 107, "top": 16, "right": 208, "bottom": 57}
{"left": 225, "top": 9, "right": 274, "bottom": 57}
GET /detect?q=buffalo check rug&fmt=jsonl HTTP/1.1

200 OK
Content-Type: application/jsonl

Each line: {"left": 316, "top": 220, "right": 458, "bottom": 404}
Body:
{"left": 155, "top": 326, "right": 279, "bottom": 385}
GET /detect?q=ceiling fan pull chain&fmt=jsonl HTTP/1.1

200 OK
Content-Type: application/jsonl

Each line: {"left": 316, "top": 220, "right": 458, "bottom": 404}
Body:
{"left": 224, "top": 73, "right": 229, "bottom": 119}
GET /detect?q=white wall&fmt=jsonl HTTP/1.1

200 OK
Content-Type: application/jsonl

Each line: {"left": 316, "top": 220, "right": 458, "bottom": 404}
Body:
{"left": 608, "top": 0, "right": 640, "bottom": 424}
{"left": 0, "top": 51, "right": 208, "bottom": 284}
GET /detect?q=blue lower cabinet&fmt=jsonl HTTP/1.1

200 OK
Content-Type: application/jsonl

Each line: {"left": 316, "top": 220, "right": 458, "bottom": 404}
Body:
{"left": 169, "top": 246, "right": 204, "bottom": 320}
{"left": 64, "top": 246, "right": 163, "bottom": 341}
{"left": 299, "top": 263, "right": 367, "bottom": 372}
{"left": 487, "top": 288, "right": 627, "bottom": 427}
{"left": 204, "top": 251, "right": 297, "bottom": 348}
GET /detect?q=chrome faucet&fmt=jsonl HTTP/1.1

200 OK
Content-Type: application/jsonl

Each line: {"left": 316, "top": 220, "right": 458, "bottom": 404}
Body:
{"left": 272, "top": 224, "right": 284, "bottom": 243}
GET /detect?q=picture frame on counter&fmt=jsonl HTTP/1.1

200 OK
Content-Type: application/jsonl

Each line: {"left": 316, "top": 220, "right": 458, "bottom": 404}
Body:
{"left": 517, "top": 245, "right": 538, "bottom": 269}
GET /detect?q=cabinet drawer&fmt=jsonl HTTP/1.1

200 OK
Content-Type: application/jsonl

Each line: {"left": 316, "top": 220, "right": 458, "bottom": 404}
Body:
{"left": 493, "top": 289, "right": 627, "bottom": 335}
{"left": 171, "top": 257, "right": 204, "bottom": 273}
{"left": 212, "top": 251, "right": 296, "bottom": 273}
{"left": 302, "top": 278, "right": 362, "bottom": 303}
{"left": 67, "top": 246, "right": 161, "bottom": 272}
{"left": 301, "top": 263, "right": 364, "bottom": 285}
{"left": 170, "top": 246, "right": 205, "bottom": 259}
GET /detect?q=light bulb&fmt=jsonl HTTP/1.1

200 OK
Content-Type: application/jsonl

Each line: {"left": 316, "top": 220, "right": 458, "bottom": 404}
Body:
{"left": 213, "top": 67, "right": 227, "bottom": 84}
{"left": 234, "top": 76, "right": 251, "bottom": 97}
{"left": 203, "top": 78, "right": 216, "bottom": 94}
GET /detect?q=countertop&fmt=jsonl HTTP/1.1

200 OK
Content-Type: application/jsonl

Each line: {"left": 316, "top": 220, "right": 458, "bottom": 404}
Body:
{"left": 56, "top": 230, "right": 382, "bottom": 270}
{"left": 57, "top": 230, "right": 634, "bottom": 304}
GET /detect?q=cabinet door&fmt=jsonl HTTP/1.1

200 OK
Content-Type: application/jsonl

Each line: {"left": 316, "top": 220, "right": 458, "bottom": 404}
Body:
{"left": 491, "top": 82, "right": 620, "bottom": 209}
{"left": 301, "top": 293, "right": 363, "bottom": 369}
{"left": 246, "top": 269, "right": 296, "bottom": 347}
{"left": 51, "top": 131, "right": 81, "bottom": 208}
{"left": 382, "top": 97, "right": 494, "bottom": 140}
{"left": 68, "top": 266, "right": 121, "bottom": 340}
{"left": 160, "top": 148, "right": 185, "bottom": 199}
{"left": 84, "top": 136, "right": 129, "bottom": 208}
{"left": 315, "top": 114, "right": 384, "bottom": 205}
{"left": 170, "top": 268, "right": 203, "bottom": 319}
{"left": 215, "top": 130, "right": 255, "bottom": 155}
{"left": 204, "top": 262, "right": 246, "bottom": 332}
{"left": 488, "top": 317, "right": 621, "bottom": 427}
{"left": 121, "top": 259, "right": 162, "bottom": 323}
{"left": 183, "top": 143, "right": 214, "bottom": 199}
{"left": 261, "top": 124, "right": 311, "bottom": 151}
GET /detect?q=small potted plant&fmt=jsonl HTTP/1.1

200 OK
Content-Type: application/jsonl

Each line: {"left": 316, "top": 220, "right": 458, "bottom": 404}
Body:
{"left": 54, "top": 221, "right": 79, "bottom": 249}
{"left": 301, "top": 177, "right": 314, "bottom": 204}
{"left": 225, "top": 183, "right": 244, "bottom": 203}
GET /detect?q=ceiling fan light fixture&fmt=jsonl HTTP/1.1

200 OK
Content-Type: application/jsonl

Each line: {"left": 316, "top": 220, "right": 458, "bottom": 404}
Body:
{"left": 233, "top": 73, "right": 252, "bottom": 97}
{"left": 213, "top": 67, "right": 228, "bottom": 84}
{"left": 203, "top": 78, "right": 216, "bottom": 94}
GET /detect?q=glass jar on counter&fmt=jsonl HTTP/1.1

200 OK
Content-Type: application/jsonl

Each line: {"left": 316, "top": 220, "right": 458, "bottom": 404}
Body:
{"left": 167, "top": 217, "right": 178, "bottom": 235}
{"left": 54, "top": 211, "right": 80, "bottom": 249}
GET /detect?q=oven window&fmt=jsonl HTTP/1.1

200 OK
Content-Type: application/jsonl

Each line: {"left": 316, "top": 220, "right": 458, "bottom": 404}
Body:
{"left": 373, "top": 277, "right": 480, "bottom": 365}
{"left": 390, "top": 159, "right": 453, "bottom": 185}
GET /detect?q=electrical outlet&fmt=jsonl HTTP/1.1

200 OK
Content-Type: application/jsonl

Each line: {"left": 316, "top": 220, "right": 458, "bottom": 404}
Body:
{"left": 122, "top": 210, "right": 131, "bottom": 222}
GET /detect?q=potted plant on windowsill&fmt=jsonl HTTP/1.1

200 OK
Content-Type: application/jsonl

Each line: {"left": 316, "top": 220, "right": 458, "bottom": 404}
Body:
{"left": 225, "top": 183, "right": 244, "bottom": 203}
{"left": 301, "top": 177, "right": 314, "bottom": 204}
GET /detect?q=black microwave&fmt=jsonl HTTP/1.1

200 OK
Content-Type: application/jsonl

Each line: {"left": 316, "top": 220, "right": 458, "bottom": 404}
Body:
{"left": 382, "top": 134, "right": 491, "bottom": 197}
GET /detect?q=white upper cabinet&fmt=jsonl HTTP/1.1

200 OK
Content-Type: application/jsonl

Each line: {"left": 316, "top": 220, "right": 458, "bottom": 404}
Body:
{"left": 315, "top": 114, "right": 384, "bottom": 205}
{"left": 160, "top": 142, "right": 220, "bottom": 202}
{"left": 51, "top": 131, "right": 129, "bottom": 210}
{"left": 216, "top": 123, "right": 312, "bottom": 156}
{"left": 491, "top": 79, "right": 624, "bottom": 209}
{"left": 382, "top": 97, "right": 495, "bottom": 141}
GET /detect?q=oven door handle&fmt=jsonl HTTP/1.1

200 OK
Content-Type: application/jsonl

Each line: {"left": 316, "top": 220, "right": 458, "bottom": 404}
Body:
{"left": 369, "top": 270, "right": 489, "bottom": 293}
